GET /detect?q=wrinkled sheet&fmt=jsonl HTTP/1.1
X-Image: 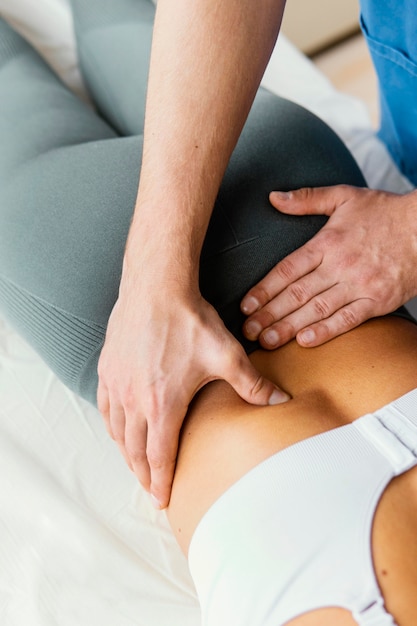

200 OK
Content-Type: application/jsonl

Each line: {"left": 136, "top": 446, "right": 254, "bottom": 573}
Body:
{"left": 0, "top": 1, "right": 415, "bottom": 625}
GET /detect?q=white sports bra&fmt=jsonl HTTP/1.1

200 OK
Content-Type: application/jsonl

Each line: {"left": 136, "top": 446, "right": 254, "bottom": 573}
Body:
{"left": 188, "top": 388, "right": 417, "bottom": 626}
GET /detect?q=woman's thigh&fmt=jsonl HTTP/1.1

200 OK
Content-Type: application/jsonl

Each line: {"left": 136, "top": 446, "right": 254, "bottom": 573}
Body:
{"left": 70, "top": 0, "right": 155, "bottom": 136}
{"left": 0, "top": 136, "right": 143, "bottom": 404}
{"left": 0, "top": 18, "right": 141, "bottom": 403}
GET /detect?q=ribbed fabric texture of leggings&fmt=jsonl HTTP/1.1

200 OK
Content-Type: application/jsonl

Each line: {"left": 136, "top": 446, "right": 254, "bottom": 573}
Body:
{"left": 0, "top": 0, "right": 370, "bottom": 405}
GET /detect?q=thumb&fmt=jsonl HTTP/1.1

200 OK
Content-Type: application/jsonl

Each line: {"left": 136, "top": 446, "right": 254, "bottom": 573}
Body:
{"left": 269, "top": 185, "right": 348, "bottom": 217}
{"left": 224, "top": 350, "right": 291, "bottom": 406}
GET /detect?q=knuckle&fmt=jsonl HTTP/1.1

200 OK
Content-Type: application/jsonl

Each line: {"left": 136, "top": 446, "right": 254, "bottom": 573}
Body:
{"left": 120, "top": 383, "right": 138, "bottom": 413}
{"left": 135, "top": 388, "right": 166, "bottom": 423}
{"left": 97, "top": 352, "right": 114, "bottom": 384}
{"left": 125, "top": 444, "right": 146, "bottom": 465}
{"left": 248, "top": 374, "right": 267, "bottom": 400}
{"left": 274, "top": 257, "right": 297, "bottom": 282}
{"left": 97, "top": 398, "right": 110, "bottom": 420}
{"left": 337, "top": 183, "right": 352, "bottom": 196}
{"left": 319, "top": 228, "right": 339, "bottom": 249}
{"left": 339, "top": 306, "right": 359, "bottom": 329}
{"left": 296, "top": 187, "right": 313, "bottom": 202}
{"left": 368, "top": 276, "right": 388, "bottom": 300}
{"left": 113, "top": 432, "right": 125, "bottom": 446}
{"left": 312, "top": 296, "right": 332, "bottom": 319}
{"left": 287, "top": 282, "right": 310, "bottom": 306}
{"left": 147, "top": 449, "right": 176, "bottom": 471}
{"left": 96, "top": 353, "right": 107, "bottom": 379}
{"left": 341, "top": 251, "right": 362, "bottom": 273}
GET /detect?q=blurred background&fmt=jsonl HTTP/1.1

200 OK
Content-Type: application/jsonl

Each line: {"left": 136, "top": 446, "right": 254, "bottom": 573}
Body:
{"left": 282, "top": 0, "right": 378, "bottom": 127}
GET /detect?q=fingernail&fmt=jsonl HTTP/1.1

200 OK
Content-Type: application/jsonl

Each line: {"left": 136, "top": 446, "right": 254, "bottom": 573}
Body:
{"left": 271, "top": 191, "right": 291, "bottom": 201}
{"left": 241, "top": 296, "right": 260, "bottom": 315}
{"left": 269, "top": 388, "right": 291, "bottom": 405}
{"left": 245, "top": 320, "right": 262, "bottom": 339}
{"left": 150, "top": 494, "right": 163, "bottom": 510}
{"left": 263, "top": 329, "right": 279, "bottom": 346}
{"left": 299, "top": 329, "right": 315, "bottom": 345}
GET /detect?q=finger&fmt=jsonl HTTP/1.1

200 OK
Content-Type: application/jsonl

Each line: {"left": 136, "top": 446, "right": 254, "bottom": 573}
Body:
{"left": 243, "top": 268, "right": 338, "bottom": 340}
{"left": 220, "top": 344, "right": 291, "bottom": 406}
{"left": 97, "top": 381, "right": 112, "bottom": 434}
{"left": 295, "top": 299, "right": 374, "bottom": 348}
{"left": 269, "top": 184, "right": 354, "bottom": 216}
{"left": 124, "top": 416, "right": 150, "bottom": 490}
{"left": 147, "top": 418, "right": 180, "bottom": 510}
{"left": 116, "top": 441, "right": 135, "bottom": 472}
{"left": 109, "top": 402, "right": 126, "bottom": 444}
{"left": 241, "top": 242, "right": 323, "bottom": 316}
{"left": 256, "top": 282, "right": 348, "bottom": 349}
{"left": 109, "top": 402, "right": 133, "bottom": 471}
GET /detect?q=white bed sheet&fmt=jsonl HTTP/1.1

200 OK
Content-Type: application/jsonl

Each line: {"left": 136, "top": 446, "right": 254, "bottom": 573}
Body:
{"left": 0, "top": 2, "right": 416, "bottom": 625}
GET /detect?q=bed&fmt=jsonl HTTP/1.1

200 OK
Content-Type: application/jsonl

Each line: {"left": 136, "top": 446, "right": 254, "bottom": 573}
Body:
{"left": 0, "top": 1, "right": 416, "bottom": 625}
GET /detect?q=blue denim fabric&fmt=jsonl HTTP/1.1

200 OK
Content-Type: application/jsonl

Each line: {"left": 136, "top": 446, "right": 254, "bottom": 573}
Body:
{"left": 360, "top": 0, "right": 417, "bottom": 185}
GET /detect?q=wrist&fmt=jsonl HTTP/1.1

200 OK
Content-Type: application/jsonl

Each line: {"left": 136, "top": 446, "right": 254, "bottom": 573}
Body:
{"left": 121, "top": 241, "right": 199, "bottom": 296}
{"left": 123, "top": 195, "right": 210, "bottom": 283}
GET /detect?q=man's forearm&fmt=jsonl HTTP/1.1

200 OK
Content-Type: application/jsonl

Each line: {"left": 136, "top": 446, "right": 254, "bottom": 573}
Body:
{"left": 125, "top": 0, "right": 286, "bottom": 285}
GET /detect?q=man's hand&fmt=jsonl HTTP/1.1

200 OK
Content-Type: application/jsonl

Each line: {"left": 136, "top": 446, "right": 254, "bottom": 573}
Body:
{"left": 241, "top": 185, "right": 417, "bottom": 349}
{"left": 93, "top": 0, "right": 290, "bottom": 511}
{"left": 97, "top": 279, "right": 289, "bottom": 510}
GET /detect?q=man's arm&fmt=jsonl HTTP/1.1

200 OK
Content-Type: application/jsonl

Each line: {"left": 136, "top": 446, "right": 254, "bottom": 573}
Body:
{"left": 97, "top": 0, "right": 289, "bottom": 509}
{"left": 131, "top": 0, "right": 286, "bottom": 267}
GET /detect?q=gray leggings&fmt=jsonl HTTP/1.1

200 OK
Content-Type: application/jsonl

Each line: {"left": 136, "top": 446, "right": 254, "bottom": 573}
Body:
{"left": 0, "top": 0, "right": 368, "bottom": 406}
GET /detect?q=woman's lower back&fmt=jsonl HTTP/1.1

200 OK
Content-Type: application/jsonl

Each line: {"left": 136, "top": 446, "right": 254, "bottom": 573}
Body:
{"left": 168, "top": 316, "right": 417, "bottom": 625}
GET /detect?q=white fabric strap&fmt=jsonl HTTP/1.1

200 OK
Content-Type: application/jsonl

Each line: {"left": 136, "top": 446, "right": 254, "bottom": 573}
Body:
{"left": 354, "top": 412, "right": 417, "bottom": 475}
{"left": 377, "top": 406, "right": 417, "bottom": 456}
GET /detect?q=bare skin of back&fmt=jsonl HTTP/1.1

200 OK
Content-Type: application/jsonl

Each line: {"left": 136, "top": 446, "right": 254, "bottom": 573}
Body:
{"left": 167, "top": 317, "right": 417, "bottom": 626}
